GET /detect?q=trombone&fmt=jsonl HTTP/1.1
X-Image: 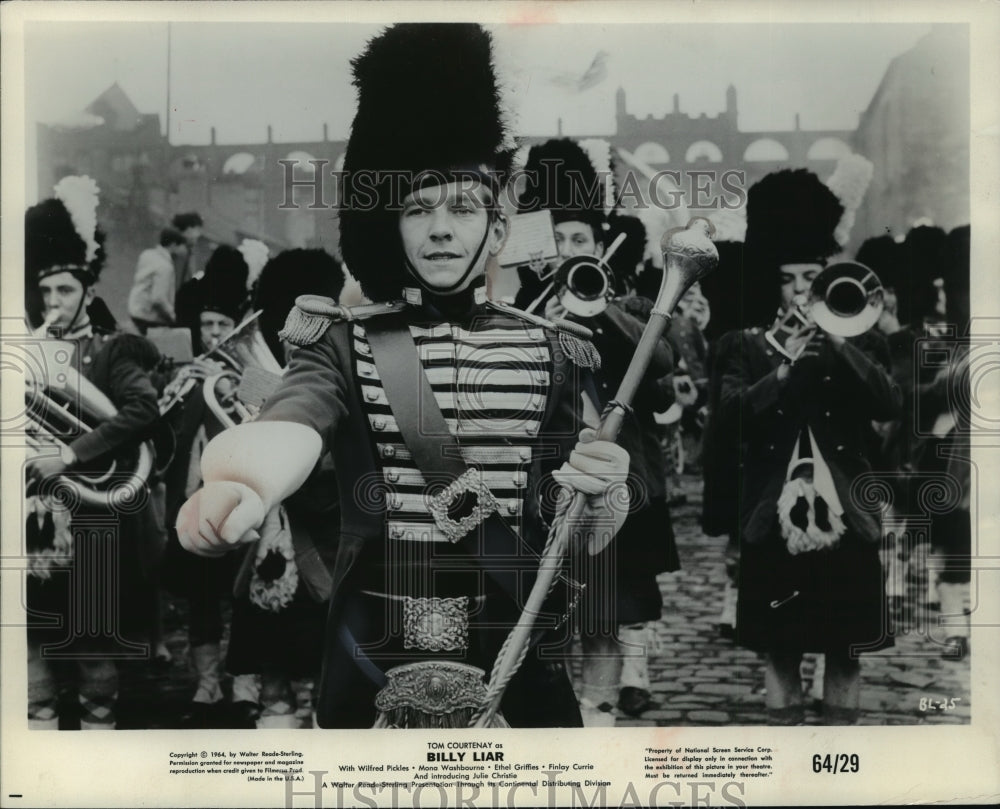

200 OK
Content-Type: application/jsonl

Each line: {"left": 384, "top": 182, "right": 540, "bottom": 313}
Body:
{"left": 524, "top": 232, "right": 627, "bottom": 317}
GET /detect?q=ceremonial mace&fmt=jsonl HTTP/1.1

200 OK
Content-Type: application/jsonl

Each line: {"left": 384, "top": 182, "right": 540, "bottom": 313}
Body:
{"left": 471, "top": 217, "right": 719, "bottom": 727}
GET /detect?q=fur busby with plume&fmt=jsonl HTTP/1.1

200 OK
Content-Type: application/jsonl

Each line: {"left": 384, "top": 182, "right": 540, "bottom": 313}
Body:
{"left": 25, "top": 178, "right": 107, "bottom": 327}
{"left": 254, "top": 248, "right": 346, "bottom": 360}
{"left": 743, "top": 169, "right": 844, "bottom": 292}
{"left": 517, "top": 137, "right": 608, "bottom": 238}
{"left": 339, "top": 23, "right": 514, "bottom": 302}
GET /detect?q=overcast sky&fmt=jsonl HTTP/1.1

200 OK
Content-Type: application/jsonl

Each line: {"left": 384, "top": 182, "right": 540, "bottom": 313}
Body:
{"left": 24, "top": 21, "right": 934, "bottom": 147}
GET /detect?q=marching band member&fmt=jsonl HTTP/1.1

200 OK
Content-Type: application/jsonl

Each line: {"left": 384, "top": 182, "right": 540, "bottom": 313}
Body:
{"left": 25, "top": 177, "right": 161, "bottom": 729}
{"left": 931, "top": 225, "right": 971, "bottom": 658}
{"left": 224, "top": 247, "right": 346, "bottom": 728}
{"left": 719, "top": 169, "right": 902, "bottom": 725}
{"left": 697, "top": 240, "right": 755, "bottom": 639}
{"left": 175, "top": 244, "right": 249, "bottom": 354}
{"left": 177, "top": 23, "right": 630, "bottom": 729}
{"left": 160, "top": 261, "right": 250, "bottom": 727}
{"left": 513, "top": 137, "right": 677, "bottom": 723}
{"left": 882, "top": 225, "right": 971, "bottom": 657}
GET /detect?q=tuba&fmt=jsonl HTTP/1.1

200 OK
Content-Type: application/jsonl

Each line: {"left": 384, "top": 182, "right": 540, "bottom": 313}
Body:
{"left": 766, "top": 261, "right": 884, "bottom": 361}
{"left": 158, "top": 311, "right": 283, "bottom": 425}
{"left": 200, "top": 312, "right": 285, "bottom": 429}
{"left": 24, "top": 339, "right": 154, "bottom": 511}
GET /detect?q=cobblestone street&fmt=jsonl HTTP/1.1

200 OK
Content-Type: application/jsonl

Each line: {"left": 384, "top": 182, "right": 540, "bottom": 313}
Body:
{"left": 605, "top": 476, "right": 972, "bottom": 728}
{"left": 52, "top": 474, "right": 971, "bottom": 730}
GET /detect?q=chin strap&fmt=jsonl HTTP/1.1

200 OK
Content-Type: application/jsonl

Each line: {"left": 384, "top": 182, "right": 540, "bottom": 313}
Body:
{"left": 402, "top": 211, "right": 495, "bottom": 297}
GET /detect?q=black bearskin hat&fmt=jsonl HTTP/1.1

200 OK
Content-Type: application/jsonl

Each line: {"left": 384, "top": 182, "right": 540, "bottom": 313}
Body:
{"left": 25, "top": 190, "right": 107, "bottom": 327}
{"left": 339, "top": 23, "right": 513, "bottom": 302}
{"left": 517, "top": 138, "right": 607, "bottom": 237}
{"left": 900, "top": 224, "right": 948, "bottom": 327}
{"left": 698, "top": 240, "right": 754, "bottom": 338}
{"left": 855, "top": 234, "right": 903, "bottom": 325}
{"left": 855, "top": 235, "right": 901, "bottom": 290}
{"left": 25, "top": 197, "right": 107, "bottom": 281}
{"left": 254, "top": 248, "right": 346, "bottom": 361}
{"left": 945, "top": 225, "right": 970, "bottom": 329}
{"left": 199, "top": 245, "right": 249, "bottom": 323}
{"left": 605, "top": 212, "right": 646, "bottom": 291}
{"left": 743, "top": 169, "right": 844, "bottom": 282}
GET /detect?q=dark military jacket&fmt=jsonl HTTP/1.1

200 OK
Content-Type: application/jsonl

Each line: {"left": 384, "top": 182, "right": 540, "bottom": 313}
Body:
{"left": 718, "top": 327, "right": 902, "bottom": 545}
{"left": 65, "top": 327, "right": 161, "bottom": 464}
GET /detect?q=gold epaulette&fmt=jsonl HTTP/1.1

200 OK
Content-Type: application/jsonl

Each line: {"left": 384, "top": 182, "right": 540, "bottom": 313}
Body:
{"left": 486, "top": 300, "right": 601, "bottom": 370}
{"left": 279, "top": 295, "right": 407, "bottom": 347}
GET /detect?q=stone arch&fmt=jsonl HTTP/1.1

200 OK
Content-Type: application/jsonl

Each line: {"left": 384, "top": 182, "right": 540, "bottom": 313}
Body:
{"left": 171, "top": 152, "right": 204, "bottom": 173}
{"left": 223, "top": 152, "right": 256, "bottom": 175}
{"left": 284, "top": 150, "right": 319, "bottom": 176}
{"left": 633, "top": 141, "right": 670, "bottom": 164}
{"left": 807, "top": 137, "right": 851, "bottom": 161}
{"left": 685, "top": 140, "right": 723, "bottom": 163}
{"left": 743, "top": 138, "right": 790, "bottom": 162}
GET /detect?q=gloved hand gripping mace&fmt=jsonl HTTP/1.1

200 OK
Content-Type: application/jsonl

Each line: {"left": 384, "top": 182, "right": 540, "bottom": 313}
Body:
{"left": 471, "top": 217, "right": 719, "bottom": 727}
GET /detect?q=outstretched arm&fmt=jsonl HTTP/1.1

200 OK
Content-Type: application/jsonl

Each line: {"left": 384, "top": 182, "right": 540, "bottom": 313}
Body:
{"left": 177, "top": 421, "right": 322, "bottom": 556}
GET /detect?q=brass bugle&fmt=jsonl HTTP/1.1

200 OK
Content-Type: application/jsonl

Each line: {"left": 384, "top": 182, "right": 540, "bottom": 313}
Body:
{"left": 524, "top": 231, "right": 627, "bottom": 317}
{"left": 766, "top": 261, "right": 884, "bottom": 361}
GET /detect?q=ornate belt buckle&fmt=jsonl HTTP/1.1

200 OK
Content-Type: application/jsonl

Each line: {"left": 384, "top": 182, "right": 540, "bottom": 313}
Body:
{"left": 374, "top": 660, "right": 487, "bottom": 718}
{"left": 403, "top": 596, "right": 469, "bottom": 652}
{"left": 427, "top": 468, "right": 500, "bottom": 543}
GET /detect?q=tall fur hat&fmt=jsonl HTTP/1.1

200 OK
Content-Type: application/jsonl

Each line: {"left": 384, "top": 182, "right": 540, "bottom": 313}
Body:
{"left": 605, "top": 212, "right": 646, "bottom": 291}
{"left": 901, "top": 224, "right": 948, "bottom": 326}
{"left": 855, "top": 234, "right": 902, "bottom": 324}
{"left": 945, "top": 225, "right": 970, "bottom": 328}
{"left": 339, "top": 23, "right": 514, "bottom": 302}
{"left": 855, "top": 235, "right": 901, "bottom": 289}
{"left": 254, "top": 248, "right": 345, "bottom": 360}
{"left": 198, "top": 245, "right": 249, "bottom": 322}
{"left": 25, "top": 187, "right": 107, "bottom": 289}
{"left": 743, "top": 169, "right": 844, "bottom": 278}
{"left": 517, "top": 137, "right": 608, "bottom": 237}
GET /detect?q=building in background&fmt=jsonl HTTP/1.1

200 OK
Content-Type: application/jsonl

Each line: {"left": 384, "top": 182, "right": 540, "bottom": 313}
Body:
{"left": 35, "top": 24, "right": 968, "bottom": 319}
{"left": 853, "top": 24, "right": 970, "bottom": 241}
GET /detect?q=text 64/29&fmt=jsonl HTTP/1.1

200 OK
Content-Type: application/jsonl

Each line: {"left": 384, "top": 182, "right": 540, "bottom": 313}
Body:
{"left": 812, "top": 754, "right": 860, "bottom": 773}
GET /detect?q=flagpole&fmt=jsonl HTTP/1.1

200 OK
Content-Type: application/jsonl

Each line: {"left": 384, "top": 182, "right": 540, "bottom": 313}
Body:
{"left": 165, "top": 22, "right": 172, "bottom": 143}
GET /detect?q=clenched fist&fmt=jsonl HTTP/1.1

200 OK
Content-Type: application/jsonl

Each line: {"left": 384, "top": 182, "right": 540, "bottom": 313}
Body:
{"left": 176, "top": 480, "right": 266, "bottom": 557}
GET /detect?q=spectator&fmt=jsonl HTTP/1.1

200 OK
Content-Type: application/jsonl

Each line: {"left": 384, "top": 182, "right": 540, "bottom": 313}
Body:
{"left": 171, "top": 211, "right": 205, "bottom": 288}
{"left": 127, "top": 227, "right": 188, "bottom": 334}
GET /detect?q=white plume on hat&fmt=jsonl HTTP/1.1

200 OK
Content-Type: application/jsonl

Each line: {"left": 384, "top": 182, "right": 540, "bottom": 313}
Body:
{"left": 238, "top": 239, "right": 270, "bottom": 289}
{"left": 53, "top": 175, "right": 101, "bottom": 263}
{"left": 706, "top": 208, "right": 748, "bottom": 243}
{"left": 825, "top": 153, "right": 874, "bottom": 247}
